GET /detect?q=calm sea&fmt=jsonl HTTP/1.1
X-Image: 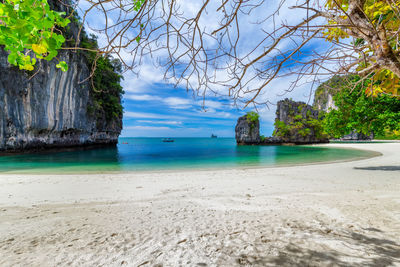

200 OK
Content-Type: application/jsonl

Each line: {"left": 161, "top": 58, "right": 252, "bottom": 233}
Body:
{"left": 0, "top": 137, "right": 377, "bottom": 174}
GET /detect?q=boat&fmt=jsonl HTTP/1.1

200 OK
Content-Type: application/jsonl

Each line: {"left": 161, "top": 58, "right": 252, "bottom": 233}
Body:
{"left": 211, "top": 134, "right": 217, "bottom": 138}
{"left": 162, "top": 138, "right": 174, "bottom": 142}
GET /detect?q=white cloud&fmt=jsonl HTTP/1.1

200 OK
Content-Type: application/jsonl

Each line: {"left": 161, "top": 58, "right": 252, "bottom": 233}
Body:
{"left": 124, "top": 111, "right": 183, "bottom": 120}
{"left": 137, "top": 120, "right": 183, "bottom": 125}
{"left": 193, "top": 109, "right": 235, "bottom": 119}
{"left": 125, "top": 94, "right": 197, "bottom": 109}
{"left": 163, "top": 97, "right": 192, "bottom": 109}
{"left": 124, "top": 94, "right": 162, "bottom": 101}
{"left": 197, "top": 100, "right": 225, "bottom": 110}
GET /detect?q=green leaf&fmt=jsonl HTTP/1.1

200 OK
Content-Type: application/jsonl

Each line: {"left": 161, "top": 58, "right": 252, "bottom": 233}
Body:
{"left": 0, "top": 0, "right": 70, "bottom": 70}
{"left": 7, "top": 52, "right": 18, "bottom": 65}
{"left": 56, "top": 61, "right": 68, "bottom": 72}
{"left": 54, "top": 34, "right": 65, "bottom": 45}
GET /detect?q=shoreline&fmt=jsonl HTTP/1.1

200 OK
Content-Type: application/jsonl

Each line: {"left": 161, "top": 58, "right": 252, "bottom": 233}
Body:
{"left": 0, "top": 144, "right": 383, "bottom": 176}
{"left": 1, "top": 143, "right": 399, "bottom": 266}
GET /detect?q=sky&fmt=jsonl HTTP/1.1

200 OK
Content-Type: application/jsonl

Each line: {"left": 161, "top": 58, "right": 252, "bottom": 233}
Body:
{"left": 78, "top": 0, "right": 328, "bottom": 137}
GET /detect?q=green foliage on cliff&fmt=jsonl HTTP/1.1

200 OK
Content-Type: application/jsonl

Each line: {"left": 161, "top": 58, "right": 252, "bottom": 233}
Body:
{"left": 274, "top": 118, "right": 326, "bottom": 139}
{"left": 81, "top": 34, "right": 124, "bottom": 122}
{"left": 273, "top": 120, "right": 290, "bottom": 137}
{"left": 273, "top": 104, "right": 327, "bottom": 140}
{"left": 0, "top": 0, "right": 70, "bottom": 71}
{"left": 323, "top": 76, "right": 400, "bottom": 138}
{"left": 246, "top": 112, "right": 259, "bottom": 123}
{"left": 246, "top": 111, "right": 259, "bottom": 133}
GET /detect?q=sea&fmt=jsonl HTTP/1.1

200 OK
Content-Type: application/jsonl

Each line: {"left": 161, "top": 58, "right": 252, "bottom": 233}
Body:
{"left": 0, "top": 137, "right": 377, "bottom": 174}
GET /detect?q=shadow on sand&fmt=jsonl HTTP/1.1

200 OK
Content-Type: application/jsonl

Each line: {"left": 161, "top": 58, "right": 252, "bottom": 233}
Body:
{"left": 354, "top": 166, "right": 400, "bottom": 171}
{"left": 234, "top": 229, "right": 400, "bottom": 266}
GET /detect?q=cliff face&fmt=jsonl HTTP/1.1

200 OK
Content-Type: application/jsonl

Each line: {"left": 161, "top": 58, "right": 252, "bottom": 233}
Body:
{"left": 0, "top": 2, "right": 122, "bottom": 152}
{"left": 235, "top": 115, "right": 260, "bottom": 144}
{"left": 0, "top": 49, "right": 122, "bottom": 151}
{"left": 313, "top": 76, "right": 346, "bottom": 112}
{"left": 273, "top": 99, "right": 329, "bottom": 144}
{"left": 314, "top": 90, "right": 336, "bottom": 112}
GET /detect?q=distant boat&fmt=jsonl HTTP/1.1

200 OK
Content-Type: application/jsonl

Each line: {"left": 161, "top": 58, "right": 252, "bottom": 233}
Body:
{"left": 162, "top": 138, "right": 174, "bottom": 143}
{"left": 211, "top": 134, "right": 217, "bottom": 138}
{"left": 121, "top": 142, "right": 129, "bottom": 144}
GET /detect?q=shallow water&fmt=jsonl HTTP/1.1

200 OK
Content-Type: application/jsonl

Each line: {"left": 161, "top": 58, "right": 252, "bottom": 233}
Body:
{"left": 0, "top": 138, "right": 378, "bottom": 174}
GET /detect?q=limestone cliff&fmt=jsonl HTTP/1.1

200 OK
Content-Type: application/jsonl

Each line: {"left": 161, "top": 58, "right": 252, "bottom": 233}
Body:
{"left": 235, "top": 100, "right": 328, "bottom": 145}
{"left": 273, "top": 99, "right": 329, "bottom": 144}
{"left": 235, "top": 115, "right": 260, "bottom": 144}
{"left": 313, "top": 75, "right": 345, "bottom": 112}
{"left": 0, "top": 3, "right": 122, "bottom": 152}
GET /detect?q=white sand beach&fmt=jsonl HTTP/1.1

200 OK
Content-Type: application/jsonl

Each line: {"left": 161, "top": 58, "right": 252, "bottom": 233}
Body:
{"left": 0, "top": 143, "right": 399, "bottom": 266}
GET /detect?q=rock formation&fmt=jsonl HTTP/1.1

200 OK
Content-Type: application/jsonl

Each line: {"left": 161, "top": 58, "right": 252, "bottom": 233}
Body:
{"left": 340, "top": 131, "right": 374, "bottom": 141}
{"left": 0, "top": 1, "right": 122, "bottom": 152}
{"left": 273, "top": 99, "right": 329, "bottom": 144}
{"left": 235, "top": 99, "right": 328, "bottom": 145}
{"left": 235, "top": 115, "right": 260, "bottom": 144}
{"left": 313, "top": 75, "right": 343, "bottom": 112}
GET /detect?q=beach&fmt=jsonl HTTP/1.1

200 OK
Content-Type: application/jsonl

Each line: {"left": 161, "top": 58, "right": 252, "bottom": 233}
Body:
{"left": 0, "top": 143, "right": 399, "bottom": 266}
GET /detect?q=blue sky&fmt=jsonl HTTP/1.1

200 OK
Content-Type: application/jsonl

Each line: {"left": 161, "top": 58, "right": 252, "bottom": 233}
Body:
{"left": 121, "top": 82, "right": 249, "bottom": 137}
{"left": 119, "top": 70, "right": 313, "bottom": 138}
{"left": 78, "top": 1, "right": 328, "bottom": 137}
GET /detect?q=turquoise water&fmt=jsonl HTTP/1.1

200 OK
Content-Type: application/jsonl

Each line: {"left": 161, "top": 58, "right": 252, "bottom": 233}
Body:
{"left": 0, "top": 138, "right": 378, "bottom": 174}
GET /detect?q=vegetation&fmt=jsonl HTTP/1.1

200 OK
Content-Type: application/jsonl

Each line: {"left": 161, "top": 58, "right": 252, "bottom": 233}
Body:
{"left": 324, "top": 0, "right": 400, "bottom": 97}
{"left": 245, "top": 112, "right": 259, "bottom": 133}
{"left": 246, "top": 112, "right": 259, "bottom": 124}
{"left": 81, "top": 34, "right": 124, "bottom": 122}
{"left": 273, "top": 104, "right": 327, "bottom": 140}
{"left": 0, "top": 0, "right": 70, "bottom": 71}
{"left": 322, "top": 76, "right": 400, "bottom": 138}
{"left": 375, "top": 130, "right": 400, "bottom": 140}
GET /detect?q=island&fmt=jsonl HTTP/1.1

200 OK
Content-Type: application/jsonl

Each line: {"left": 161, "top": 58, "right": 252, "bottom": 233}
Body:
{"left": 236, "top": 98, "right": 329, "bottom": 145}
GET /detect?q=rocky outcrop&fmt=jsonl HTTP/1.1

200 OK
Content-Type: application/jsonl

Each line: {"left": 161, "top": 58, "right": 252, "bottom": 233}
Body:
{"left": 313, "top": 75, "right": 344, "bottom": 112}
{"left": 313, "top": 79, "right": 343, "bottom": 112}
{"left": 314, "top": 90, "right": 336, "bottom": 112}
{"left": 235, "top": 99, "right": 329, "bottom": 145}
{"left": 235, "top": 115, "right": 260, "bottom": 144}
{"left": 273, "top": 99, "right": 329, "bottom": 144}
{"left": 0, "top": 2, "right": 122, "bottom": 152}
{"left": 341, "top": 131, "right": 374, "bottom": 141}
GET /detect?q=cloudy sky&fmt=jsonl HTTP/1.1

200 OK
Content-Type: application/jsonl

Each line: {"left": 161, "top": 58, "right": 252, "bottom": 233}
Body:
{"left": 78, "top": 0, "right": 327, "bottom": 137}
